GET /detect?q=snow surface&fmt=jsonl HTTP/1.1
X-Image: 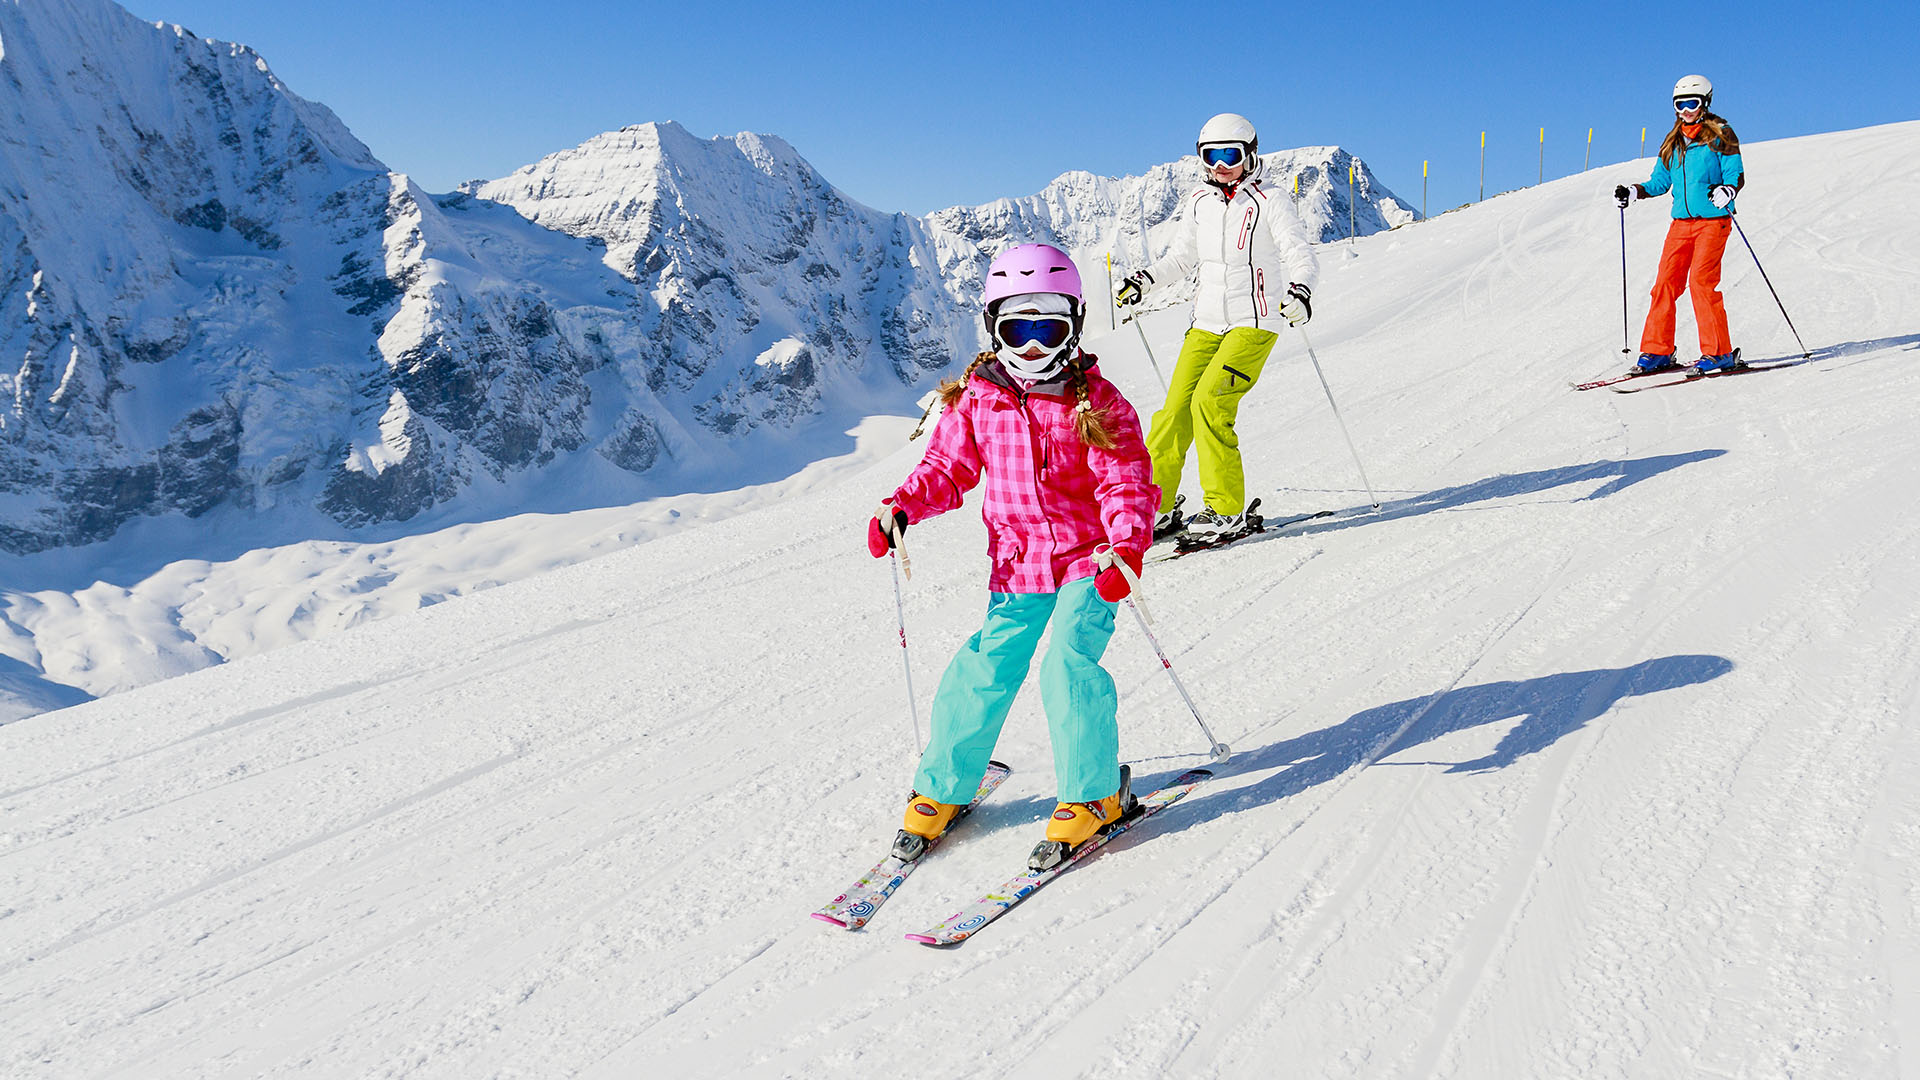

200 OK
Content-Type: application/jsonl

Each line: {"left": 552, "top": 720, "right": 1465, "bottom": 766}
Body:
{"left": 3, "top": 120, "right": 1919, "bottom": 1078}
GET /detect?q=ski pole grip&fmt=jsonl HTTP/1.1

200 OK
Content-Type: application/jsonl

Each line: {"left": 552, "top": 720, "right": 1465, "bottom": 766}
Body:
{"left": 1094, "top": 545, "right": 1151, "bottom": 626}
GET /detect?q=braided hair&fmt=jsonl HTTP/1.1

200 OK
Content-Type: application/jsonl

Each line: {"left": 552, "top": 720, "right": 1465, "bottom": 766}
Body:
{"left": 909, "top": 352, "right": 1119, "bottom": 448}
{"left": 1067, "top": 357, "right": 1119, "bottom": 450}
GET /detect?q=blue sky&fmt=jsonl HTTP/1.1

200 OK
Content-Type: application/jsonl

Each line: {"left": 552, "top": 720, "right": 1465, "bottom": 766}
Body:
{"left": 128, "top": 1, "right": 1917, "bottom": 218}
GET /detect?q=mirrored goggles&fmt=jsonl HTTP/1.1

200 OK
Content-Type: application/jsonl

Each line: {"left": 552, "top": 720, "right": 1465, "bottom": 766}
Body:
{"left": 994, "top": 313, "right": 1074, "bottom": 351}
{"left": 1673, "top": 97, "right": 1705, "bottom": 113}
{"left": 1200, "top": 144, "right": 1246, "bottom": 169}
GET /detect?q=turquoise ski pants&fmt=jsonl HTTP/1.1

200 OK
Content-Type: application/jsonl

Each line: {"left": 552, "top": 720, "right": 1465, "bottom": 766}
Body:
{"left": 914, "top": 578, "right": 1121, "bottom": 804}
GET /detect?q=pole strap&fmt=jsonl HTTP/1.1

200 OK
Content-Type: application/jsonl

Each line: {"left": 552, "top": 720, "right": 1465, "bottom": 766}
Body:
{"left": 1094, "top": 545, "right": 1152, "bottom": 626}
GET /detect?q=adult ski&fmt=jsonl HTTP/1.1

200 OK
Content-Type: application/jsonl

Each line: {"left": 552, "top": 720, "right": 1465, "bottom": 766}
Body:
{"left": 812, "top": 761, "right": 1012, "bottom": 930}
{"left": 1149, "top": 502, "right": 1333, "bottom": 564}
{"left": 905, "top": 767, "right": 1212, "bottom": 947}
{"left": 1571, "top": 365, "right": 1682, "bottom": 391}
{"left": 1609, "top": 359, "right": 1803, "bottom": 393}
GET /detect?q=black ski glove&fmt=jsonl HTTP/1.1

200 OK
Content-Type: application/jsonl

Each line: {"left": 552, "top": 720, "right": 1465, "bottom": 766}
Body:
{"left": 1115, "top": 271, "right": 1150, "bottom": 308}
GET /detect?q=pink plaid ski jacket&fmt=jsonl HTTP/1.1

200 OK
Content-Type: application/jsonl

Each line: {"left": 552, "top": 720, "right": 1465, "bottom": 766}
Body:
{"left": 890, "top": 357, "right": 1158, "bottom": 594}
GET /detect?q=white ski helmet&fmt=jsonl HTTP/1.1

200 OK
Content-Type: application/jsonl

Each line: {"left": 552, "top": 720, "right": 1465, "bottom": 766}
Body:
{"left": 1196, "top": 112, "right": 1261, "bottom": 178}
{"left": 1672, "top": 74, "right": 1713, "bottom": 108}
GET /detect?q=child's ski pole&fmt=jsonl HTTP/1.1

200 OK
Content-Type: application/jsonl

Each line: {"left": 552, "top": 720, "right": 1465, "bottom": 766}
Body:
{"left": 1097, "top": 548, "right": 1230, "bottom": 765}
{"left": 889, "top": 545, "right": 923, "bottom": 754}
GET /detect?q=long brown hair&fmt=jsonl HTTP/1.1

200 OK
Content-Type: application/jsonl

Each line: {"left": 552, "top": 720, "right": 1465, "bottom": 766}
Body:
{"left": 1659, "top": 112, "right": 1739, "bottom": 167}
{"left": 913, "top": 352, "right": 1119, "bottom": 448}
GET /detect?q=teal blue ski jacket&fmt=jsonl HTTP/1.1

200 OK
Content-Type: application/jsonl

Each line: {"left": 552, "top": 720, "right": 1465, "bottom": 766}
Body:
{"left": 1643, "top": 129, "right": 1744, "bottom": 220}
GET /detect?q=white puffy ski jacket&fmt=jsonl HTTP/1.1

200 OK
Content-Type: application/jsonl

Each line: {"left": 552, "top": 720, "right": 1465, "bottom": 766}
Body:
{"left": 1142, "top": 180, "right": 1319, "bottom": 335}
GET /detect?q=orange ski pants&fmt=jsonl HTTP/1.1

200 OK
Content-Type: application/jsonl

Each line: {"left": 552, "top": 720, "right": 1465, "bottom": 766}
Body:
{"left": 1640, "top": 216, "right": 1734, "bottom": 358}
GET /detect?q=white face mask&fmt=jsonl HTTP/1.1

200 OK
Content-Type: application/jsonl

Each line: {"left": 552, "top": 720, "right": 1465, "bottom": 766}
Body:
{"left": 989, "top": 292, "right": 1078, "bottom": 382}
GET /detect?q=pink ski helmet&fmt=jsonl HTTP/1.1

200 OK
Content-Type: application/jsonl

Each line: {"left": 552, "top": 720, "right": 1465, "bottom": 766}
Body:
{"left": 981, "top": 243, "right": 1084, "bottom": 314}
{"left": 980, "top": 243, "right": 1086, "bottom": 379}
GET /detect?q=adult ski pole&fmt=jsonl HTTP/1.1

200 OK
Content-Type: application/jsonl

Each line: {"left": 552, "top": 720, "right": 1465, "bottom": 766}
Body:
{"left": 1125, "top": 311, "right": 1170, "bottom": 392}
{"left": 1619, "top": 203, "right": 1632, "bottom": 354}
{"left": 1096, "top": 548, "right": 1230, "bottom": 765}
{"left": 1731, "top": 212, "right": 1811, "bottom": 359}
{"left": 1295, "top": 327, "right": 1383, "bottom": 511}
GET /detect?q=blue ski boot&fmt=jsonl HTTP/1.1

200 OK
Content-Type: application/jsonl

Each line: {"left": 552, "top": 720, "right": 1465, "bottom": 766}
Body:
{"left": 1634, "top": 352, "right": 1679, "bottom": 374}
{"left": 1692, "top": 348, "right": 1745, "bottom": 375}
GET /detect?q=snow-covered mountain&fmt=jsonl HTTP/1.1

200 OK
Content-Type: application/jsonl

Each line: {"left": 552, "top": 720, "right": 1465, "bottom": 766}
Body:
{"left": 0, "top": 0, "right": 1412, "bottom": 560}
{"left": 4, "top": 115, "right": 1917, "bottom": 1078}
{"left": 0, "top": 0, "right": 1419, "bottom": 721}
{"left": 927, "top": 144, "right": 1414, "bottom": 308}
{"left": 465, "top": 122, "right": 974, "bottom": 435}
{"left": 0, "top": 0, "right": 641, "bottom": 551}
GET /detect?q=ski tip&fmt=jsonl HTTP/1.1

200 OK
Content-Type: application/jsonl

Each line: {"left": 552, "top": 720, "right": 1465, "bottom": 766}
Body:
{"left": 811, "top": 912, "right": 851, "bottom": 929}
{"left": 988, "top": 759, "right": 1012, "bottom": 771}
{"left": 904, "top": 933, "right": 943, "bottom": 946}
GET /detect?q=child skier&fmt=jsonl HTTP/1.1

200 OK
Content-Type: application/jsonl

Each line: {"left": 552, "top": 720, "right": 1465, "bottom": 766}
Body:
{"left": 867, "top": 242, "right": 1159, "bottom": 871}
{"left": 1114, "top": 112, "right": 1319, "bottom": 542}
{"left": 1615, "top": 74, "right": 1747, "bottom": 375}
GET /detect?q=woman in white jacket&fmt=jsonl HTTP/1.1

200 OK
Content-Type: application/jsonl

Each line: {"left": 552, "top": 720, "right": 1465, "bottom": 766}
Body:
{"left": 1117, "top": 112, "right": 1319, "bottom": 539}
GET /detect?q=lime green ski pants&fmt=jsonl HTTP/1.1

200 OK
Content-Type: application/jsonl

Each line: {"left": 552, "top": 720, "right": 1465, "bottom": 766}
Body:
{"left": 913, "top": 579, "right": 1121, "bottom": 804}
{"left": 1145, "top": 326, "right": 1281, "bottom": 517}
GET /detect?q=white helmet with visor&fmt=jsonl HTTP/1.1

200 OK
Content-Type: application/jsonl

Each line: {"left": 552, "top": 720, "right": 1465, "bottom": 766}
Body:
{"left": 1672, "top": 74, "right": 1713, "bottom": 115}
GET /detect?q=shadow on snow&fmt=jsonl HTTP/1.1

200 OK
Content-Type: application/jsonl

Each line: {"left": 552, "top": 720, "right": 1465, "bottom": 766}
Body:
{"left": 1252, "top": 449, "right": 1729, "bottom": 547}
{"left": 1144, "top": 653, "right": 1735, "bottom": 837}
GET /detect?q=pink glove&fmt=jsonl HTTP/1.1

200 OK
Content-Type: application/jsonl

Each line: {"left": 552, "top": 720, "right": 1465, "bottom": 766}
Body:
{"left": 867, "top": 507, "right": 908, "bottom": 558}
{"left": 1095, "top": 547, "right": 1143, "bottom": 602}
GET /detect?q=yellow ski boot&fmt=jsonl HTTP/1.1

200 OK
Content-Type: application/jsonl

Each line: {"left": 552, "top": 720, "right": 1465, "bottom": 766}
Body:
{"left": 1029, "top": 766, "right": 1135, "bottom": 870}
{"left": 892, "top": 793, "right": 965, "bottom": 861}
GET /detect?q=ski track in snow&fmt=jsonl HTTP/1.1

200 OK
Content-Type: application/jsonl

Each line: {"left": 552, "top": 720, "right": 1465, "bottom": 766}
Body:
{"left": 4, "top": 121, "right": 1920, "bottom": 1078}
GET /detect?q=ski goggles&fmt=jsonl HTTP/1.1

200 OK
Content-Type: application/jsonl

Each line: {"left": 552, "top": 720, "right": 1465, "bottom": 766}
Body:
{"left": 994, "top": 313, "right": 1074, "bottom": 351}
{"left": 1673, "top": 97, "right": 1705, "bottom": 113}
{"left": 1200, "top": 144, "right": 1246, "bottom": 169}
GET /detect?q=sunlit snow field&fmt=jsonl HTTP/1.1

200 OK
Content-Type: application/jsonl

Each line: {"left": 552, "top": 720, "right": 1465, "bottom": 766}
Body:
{"left": 4, "top": 121, "right": 1919, "bottom": 1078}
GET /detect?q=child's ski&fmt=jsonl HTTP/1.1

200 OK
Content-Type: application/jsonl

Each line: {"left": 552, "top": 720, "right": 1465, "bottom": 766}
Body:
{"left": 906, "top": 768, "right": 1211, "bottom": 947}
{"left": 812, "top": 761, "right": 1012, "bottom": 930}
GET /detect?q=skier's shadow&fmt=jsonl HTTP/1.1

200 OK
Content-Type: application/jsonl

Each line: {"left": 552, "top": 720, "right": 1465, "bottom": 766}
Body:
{"left": 1143, "top": 653, "right": 1734, "bottom": 836}
{"left": 1231, "top": 449, "right": 1727, "bottom": 553}
{"left": 1793, "top": 331, "right": 1920, "bottom": 370}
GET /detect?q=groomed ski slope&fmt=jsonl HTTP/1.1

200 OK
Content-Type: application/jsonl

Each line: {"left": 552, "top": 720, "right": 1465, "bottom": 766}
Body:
{"left": 4, "top": 120, "right": 1919, "bottom": 1079}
